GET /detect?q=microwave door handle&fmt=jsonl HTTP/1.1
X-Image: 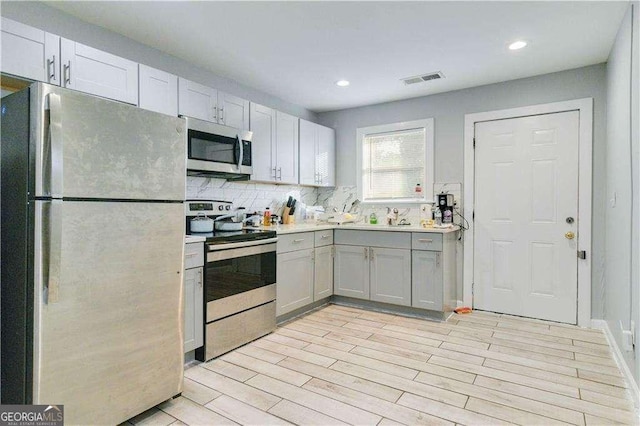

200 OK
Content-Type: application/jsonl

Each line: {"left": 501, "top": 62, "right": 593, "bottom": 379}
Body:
{"left": 236, "top": 134, "right": 243, "bottom": 170}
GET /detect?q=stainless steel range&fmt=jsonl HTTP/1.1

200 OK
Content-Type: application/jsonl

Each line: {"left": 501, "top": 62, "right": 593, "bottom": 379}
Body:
{"left": 185, "top": 200, "right": 277, "bottom": 361}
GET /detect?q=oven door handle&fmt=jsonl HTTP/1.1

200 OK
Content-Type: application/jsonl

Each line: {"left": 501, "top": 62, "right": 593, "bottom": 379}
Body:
{"left": 208, "top": 237, "right": 279, "bottom": 252}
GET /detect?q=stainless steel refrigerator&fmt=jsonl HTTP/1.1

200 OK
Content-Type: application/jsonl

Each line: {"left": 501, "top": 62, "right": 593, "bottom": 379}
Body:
{"left": 1, "top": 83, "right": 186, "bottom": 425}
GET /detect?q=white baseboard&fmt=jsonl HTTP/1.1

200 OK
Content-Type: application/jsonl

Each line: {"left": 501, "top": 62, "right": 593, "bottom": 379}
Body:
{"left": 591, "top": 319, "right": 640, "bottom": 415}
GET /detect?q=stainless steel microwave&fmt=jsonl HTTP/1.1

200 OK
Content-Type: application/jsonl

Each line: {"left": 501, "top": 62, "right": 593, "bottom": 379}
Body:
{"left": 184, "top": 117, "right": 253, "bottom": 180}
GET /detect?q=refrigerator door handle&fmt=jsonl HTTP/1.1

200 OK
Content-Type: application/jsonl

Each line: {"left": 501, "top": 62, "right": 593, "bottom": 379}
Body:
{"left": 48, "top": 93, "right": 64, "bottom": 198}
{"left": 45, "top": 200, "right": 63, "bottom": 304}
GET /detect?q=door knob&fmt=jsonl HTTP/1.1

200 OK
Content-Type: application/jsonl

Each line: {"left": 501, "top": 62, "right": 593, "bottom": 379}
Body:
{"left": 565, "top": 231, "right": 575, "bottom": 240}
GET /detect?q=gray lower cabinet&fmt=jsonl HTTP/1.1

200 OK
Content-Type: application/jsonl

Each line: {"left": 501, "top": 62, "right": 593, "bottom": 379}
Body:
{"left": 333, "top": 245, "right": 370, "bottom": 299}
{"left": 411, "top": 250, "right": 442, "bottom": 310}
{"left": 276, "top": 248, "right": 314, "bottom": 316}
{"left": 411, "top": 232, "right": 457, "bottom": 313}
{"left": 314, "top": 245, "right": 334, "bottom": 300}
{"left": 184, "top": 241, "right": 204, "bottom": 353}
{"left": 183, "top": 266, "right": 203, "bottom": 353}
{"left": 370, "top": 247, "right": 412, "bottom": 306}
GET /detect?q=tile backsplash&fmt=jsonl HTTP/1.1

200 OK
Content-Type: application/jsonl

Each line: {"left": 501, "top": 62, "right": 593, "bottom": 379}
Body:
{"left": 186, "top": 177, "right": 319, "bottom": 217}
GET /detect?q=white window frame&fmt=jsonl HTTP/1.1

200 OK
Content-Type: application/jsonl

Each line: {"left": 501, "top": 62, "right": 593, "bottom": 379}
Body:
{"left": 356, "top": 118, "right": 434, "bottom": 206}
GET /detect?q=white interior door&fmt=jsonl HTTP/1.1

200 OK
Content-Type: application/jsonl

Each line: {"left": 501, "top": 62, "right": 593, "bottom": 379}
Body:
{"left": 474, "top": 111, "right": 579, "bottom": 324}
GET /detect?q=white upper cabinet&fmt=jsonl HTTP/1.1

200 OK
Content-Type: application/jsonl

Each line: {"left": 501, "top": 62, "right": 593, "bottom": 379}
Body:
{"left": 178, "top": 77, "right": 217, "bottom": 122}
{"left": 178, "top": 78, "right": 249, "bottom": 129}
{"left": 60, "top": 38, "right": 138, "bottom": 105}
{"left": 275, "top": 111, "right": 299, "bottom": 185}
{"left": 249, "top": 102, "right": 277, "bottom": 182}
{"left": 1, "top": 18, "right": 60, "bottom": 85}
{"left": 249, "top": 103, "right": 299, "bottom": 184}
{"left": 138, "top": 65, "right": 177, "bottom": 116}
{"left": 298, "top": 119, "right": 335, "bottom": 187}
{"left": 218, "top": 92, "right": 249, "bottom": 130}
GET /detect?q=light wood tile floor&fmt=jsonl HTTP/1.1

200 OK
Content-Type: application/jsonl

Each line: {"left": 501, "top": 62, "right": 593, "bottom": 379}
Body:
{"left": 127, "top": 305, "right": 639, "bottom": 426}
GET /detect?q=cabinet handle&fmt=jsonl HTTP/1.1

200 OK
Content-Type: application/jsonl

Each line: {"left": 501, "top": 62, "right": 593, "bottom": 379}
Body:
{"left": 277, "top": 167, "right": 282, "bottom": 180}
{"left": 272, "top": 167, "right": 277, "bottom": 179}
{"left": 63, "top": 61, "right": 71, "bottom": 85}
{"left": 47, "top": 55, "right": 56, "bottom": 81}
{"left": 198, "top": 269, "right": 203, "bottom": 287}
{"left": 219, "top": 107, "right": 224, "bottom": 123}
{"left": 321, "top": 235, "right": 329, "bottom": 239}
{"left": 364, "top": 247, "right": 368, "bottom": 260}
{"left": 293, "top": 239, "right": 305, "bottom": 243}
{"left": 418, "top": 239, "right": 434, "bottom": 243}
{"left": 436, "top": 253, "right": 440, "bottom": 267}
{"left": 185, "top": 252, "right": 198, "bottom": 258}
{"left": 212, "top": 106, "right": 217, "bottom": 120}
{"left": 370, "top": 248, "right": 374, "bottom": 260}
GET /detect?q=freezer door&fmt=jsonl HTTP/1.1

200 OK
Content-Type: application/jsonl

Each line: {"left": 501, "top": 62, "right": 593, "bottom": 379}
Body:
{"left": 34, "top": 201, "right": 184, "bottom": 425}
{"left": 33, "top": 83, "right": 186, "bottom": 200}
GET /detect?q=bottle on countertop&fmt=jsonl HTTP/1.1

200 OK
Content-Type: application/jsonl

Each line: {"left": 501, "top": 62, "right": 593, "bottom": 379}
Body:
{"left": 263, "top": 207, "right": 271, "bottom": 227}
{"left": 369, "top": 211, "right": 378, "bottom": 224}
{"left": 415, "top": 183, "right": 422, "bottom": 195}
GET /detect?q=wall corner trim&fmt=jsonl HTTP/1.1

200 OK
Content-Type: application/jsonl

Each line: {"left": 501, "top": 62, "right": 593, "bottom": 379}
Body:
{"left": 591, "top": 319, "right": 640, "bottom": 415}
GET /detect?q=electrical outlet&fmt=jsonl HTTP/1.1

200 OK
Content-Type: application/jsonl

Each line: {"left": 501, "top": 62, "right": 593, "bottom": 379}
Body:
{"left": 620, "top": 320, "right": 634, "bottom": 351}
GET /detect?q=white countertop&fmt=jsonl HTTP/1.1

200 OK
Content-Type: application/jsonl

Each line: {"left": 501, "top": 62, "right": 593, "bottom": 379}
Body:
{"left": 247, "top": 223, "right": 460, "bottom": 235}
{"left": 185, "top": 235, "right": 206, "bottom": 243}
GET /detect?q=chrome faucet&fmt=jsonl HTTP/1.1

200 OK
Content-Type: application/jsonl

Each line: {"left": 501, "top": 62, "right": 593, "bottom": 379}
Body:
{"left": 386, "top": 207, "right": 399, "bottom": 225}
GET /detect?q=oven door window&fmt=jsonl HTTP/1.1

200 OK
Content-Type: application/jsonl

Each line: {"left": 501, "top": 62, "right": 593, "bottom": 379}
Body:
{"left": 205, "top": 250, "right": 276, "bottom": 301}
{"left": 188, "top": 129, "right": 239, "bottom": 165}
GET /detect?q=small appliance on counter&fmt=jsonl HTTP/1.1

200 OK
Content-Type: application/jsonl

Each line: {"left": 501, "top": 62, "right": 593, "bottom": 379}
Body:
{"left": 184, "top": 200, "right": 277, "bottom": 361}
{"left": 437, "top": 193, "right": 455, "bottom": 225}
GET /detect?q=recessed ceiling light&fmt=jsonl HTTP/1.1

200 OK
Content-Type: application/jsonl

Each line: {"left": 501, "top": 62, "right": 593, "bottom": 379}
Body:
{"left": 508, "top": 41, "right": 527, "bottom": 50}
{"left": 335, "top": 80, "right": 350, "bottom": 87}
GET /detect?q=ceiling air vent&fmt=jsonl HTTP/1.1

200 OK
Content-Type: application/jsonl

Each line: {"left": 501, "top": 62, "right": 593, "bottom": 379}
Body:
{"left": 402, "top": 71, "right": 445, "bottom": 85}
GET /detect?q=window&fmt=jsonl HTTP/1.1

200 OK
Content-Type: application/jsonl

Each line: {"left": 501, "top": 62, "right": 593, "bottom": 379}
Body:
{"left": 357, "top": 118, "right": 434, "bottom": 204}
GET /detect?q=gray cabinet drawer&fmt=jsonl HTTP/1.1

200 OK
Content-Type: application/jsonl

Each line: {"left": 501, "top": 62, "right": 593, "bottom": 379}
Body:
{"left": 184, "top": 242, "right": 204, "bottom": 268}
{"left": 411, "top": 233, "right": 443, "bottom": 251}
{"left": 334, "top": 230, "right": 411, "bottom": 249}
{"left": 314, "top": 230, "right": 334, "bottom": 247}
{"left": 277, "top": 232, "right": 314, "bottom": 253}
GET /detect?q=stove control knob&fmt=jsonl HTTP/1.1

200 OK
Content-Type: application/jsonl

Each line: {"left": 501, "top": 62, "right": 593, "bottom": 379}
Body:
{"left": 225, "top": 205, "right": 231, "bottom": 210}
{"left": 218, "top": 205, "right": 224, "bottom": 211}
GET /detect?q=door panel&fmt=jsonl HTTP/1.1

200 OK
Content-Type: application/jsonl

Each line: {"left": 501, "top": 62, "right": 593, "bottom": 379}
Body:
{"left": 474, "top": 111, "right": 579, "bottom": 323}
{"left": 45, "top": 85, "right": 185, "bottom": 200}
{"left": 370, "top": 247, "right": 411, "bottom": 306}
{"left": 275, "top": 111, "right": 299, "bottom": 184}
{"left": 276, "top": 249, "right": 314, "bottom": 315}
{"left": 138, "top": 65, "right": 178, "bottom": 116}
{"left": 412, "top": 251, "right": 443, "bottom": 310}
{"left": 333, "top": 245, "right": 369, "bottom": 299}
{"left": 317, "top": 125, "right": 336, "bottom": 187}
{"left": 178, "top": 78, "right": 217, "bottom": 122}
{"left": 299, "top": 119, "right": 317, "bottom": 185}
{"left": 35, "top": 201, "right": 184, "bottom": 425}
{"left": 314, "top": 245, "right": 333, "bottom": 300}
{"left": 218, "top": 92, "right": 249, "bottom": 130}
{"left": 249, "top": 103, "right": 276, "bottom": 182}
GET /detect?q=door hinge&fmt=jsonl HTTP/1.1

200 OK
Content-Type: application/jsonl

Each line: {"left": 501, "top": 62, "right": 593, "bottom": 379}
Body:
{"left": 577, "top": 250, "right": 587, "bottom": 260}
{"left": 472, "top": 210, "right": 475, "bottom": 221}
{"left": 471, "top": 282, "right": 475, "bottom": 296}
{"left": 473, "top": 137, "right": 476, "bottom": 149}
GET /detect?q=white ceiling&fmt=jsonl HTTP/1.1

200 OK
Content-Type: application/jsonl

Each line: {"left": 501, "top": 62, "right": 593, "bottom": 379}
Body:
{"left": 45, "top": 1, "right": 629, "bottom": 112}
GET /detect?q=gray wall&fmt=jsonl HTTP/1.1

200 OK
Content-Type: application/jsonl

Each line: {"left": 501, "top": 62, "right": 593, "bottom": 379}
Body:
{"left": 0, "top": 1, "right": 317, "bottom": 122}
{"left": 605, "top": 3, "right": 639, "bottom": 384}
{"left": 317, "top": 64, "right": 608, "bottom": 320}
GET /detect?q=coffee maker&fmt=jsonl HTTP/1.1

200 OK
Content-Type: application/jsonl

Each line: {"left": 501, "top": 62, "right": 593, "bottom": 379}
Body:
{"left": 437, "top": 193, "right": 455, "bottom": 225}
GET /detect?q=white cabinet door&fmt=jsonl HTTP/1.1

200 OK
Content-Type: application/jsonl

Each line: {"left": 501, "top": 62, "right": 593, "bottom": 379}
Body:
{"left": 275, "top": 111, "right": 299, "bottom": 184}
{"left": 178, "top": 77, "right": 217, "bottom": 122}
{"left": 370, "top": 248, "right": 412, "bottom": 306}
{"left": 183, "top": 267, "right": 204, "bottom": 353}
{"left": 334, "top": 245, "right": 369, "bottom": 299}
{"left": 218, "top": 92, "right": 249, "bottom": 130}
{"left": 277, "top": 249, "right": 314, "bottom": 316}
{"left": 1, "top": 18, "right": 60, "bottom": 85}
{"left": 314, "top": 245, "right": 333, "bottom": 301}
{"left": 412, "top": 251, "right": 443, "bottom": 310}
{"left": 317, "top": 124, "right": 336, "bottom": 187}
{"left": 299, "top": 119, "right": 318, "bottom": 186}
{"left": 249, "top": 102, "right": 277, "bottom": 182}
{"left": 138, "top": 65, "right": 177, "bottom": 116}
{"left": 60, "top": 38, "right": 138, "bottom": 104}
